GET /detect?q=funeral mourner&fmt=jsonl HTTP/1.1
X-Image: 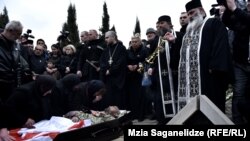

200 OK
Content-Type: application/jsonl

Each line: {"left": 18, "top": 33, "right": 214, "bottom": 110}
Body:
{"left": 0, "top": 21, "right": 27, "bottom": 102}
{"left": 77, "top": 29, "right": 104, "bottom": 81}
{"left": 178, "top": 0, "right": 233, "bottom": 112}
{"left": 126, "top": 33, "right": 150, "bottom": 121}
{"left": 2, "top": 1, "right": 248, "bottom": 135}
{"left": 147, "top": 15, "right": 183, "bottom": 124}
{"left": 6, "top": 75, "right": 57, "bottom": 128}
{"left": 222, "top": 0, "right": 250, "bottom": 124}
{"left": 100, "top": 31, "right": 127, "bottom": 109}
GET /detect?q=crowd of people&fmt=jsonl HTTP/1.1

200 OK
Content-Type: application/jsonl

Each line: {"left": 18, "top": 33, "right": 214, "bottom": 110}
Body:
{"left": 0, "top": 0, "right": 250, "bottom": 140}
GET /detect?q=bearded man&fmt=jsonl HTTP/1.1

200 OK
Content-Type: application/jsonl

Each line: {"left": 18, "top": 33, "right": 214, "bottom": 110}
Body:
{"left": 177, "top": 0, "right": 233, "bottom": 113}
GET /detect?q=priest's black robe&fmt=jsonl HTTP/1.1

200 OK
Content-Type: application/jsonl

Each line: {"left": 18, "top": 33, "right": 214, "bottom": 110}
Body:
{"left": 179, "top": 18, "right": 233, "bottom": 112}
{"left": 99, "top": 41, "right": 127, "bottom": 109}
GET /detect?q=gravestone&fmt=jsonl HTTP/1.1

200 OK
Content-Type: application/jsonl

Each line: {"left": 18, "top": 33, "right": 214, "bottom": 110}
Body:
{"left": 167, "top": 95, "right": 234, "bottom": 125}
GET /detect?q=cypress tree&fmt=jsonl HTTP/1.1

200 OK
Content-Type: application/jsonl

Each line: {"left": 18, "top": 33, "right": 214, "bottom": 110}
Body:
{"left": 133, "top": 16, "right": 141, "bottom": 35}
{"left": 0, "top": 6, "right": 9, "bottom": 29}
{"left": 100, "top": 2, "right": 110, "bottom": 37}
{"left": 62, "top": 3, "right": 80, "bottom": 47}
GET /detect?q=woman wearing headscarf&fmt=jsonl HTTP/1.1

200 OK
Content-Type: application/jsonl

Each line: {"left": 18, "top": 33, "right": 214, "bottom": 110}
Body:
{"left": 6, "top": 75, "right": 56, "bottom": 128}
{"left": 51, "top": 73, "right": 81, "bottom": 116}
{"left": 70, "top": 80, "right": 106, "bottom": 112}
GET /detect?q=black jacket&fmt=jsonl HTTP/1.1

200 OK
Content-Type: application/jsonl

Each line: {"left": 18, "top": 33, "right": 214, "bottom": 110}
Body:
{"left": 0, "top": 34, "right": 19, "bottom": 82}
{"left": 222, "top": 8, "right": 250, "bottom": 64}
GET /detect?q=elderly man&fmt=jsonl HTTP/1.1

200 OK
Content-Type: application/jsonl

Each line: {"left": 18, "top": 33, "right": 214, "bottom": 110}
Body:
{"left": 29, "top": 44, "right": 47, "bottom": 75}
{"left": 0, "top": 20, "right": 23, "bottom": 102}
{"left": 177, "top": 0, "right": 233, "bottom": 113}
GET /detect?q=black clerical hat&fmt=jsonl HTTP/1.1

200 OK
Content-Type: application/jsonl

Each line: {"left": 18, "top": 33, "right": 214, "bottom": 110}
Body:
{"left": 185, "top": 0, "right": 203, "bottom": 12}
{"left": 157, "top": 15, "right": 172, "bottom": 24}
{"left": 22, "top": 39, "right": 33, "bottom": 45}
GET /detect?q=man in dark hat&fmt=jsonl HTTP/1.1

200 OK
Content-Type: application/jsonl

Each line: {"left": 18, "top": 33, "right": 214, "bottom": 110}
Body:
{"left": 177, "top": 0, "right": 233, "bottom": 115}
{"left": 146, "top": 28, "right": 156, "bottom": 35}
{"left": 146, "top": 14, "right": 184, "bottom": 124}
{"left": 156, "top": 15, "right": 173, "bottom": 36}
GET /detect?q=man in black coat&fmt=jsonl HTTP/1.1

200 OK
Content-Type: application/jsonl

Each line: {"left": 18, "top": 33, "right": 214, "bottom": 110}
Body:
{"left": 0, "top": 20, "right": 24, "bottom": 102}
{"left": 77, "top": 29, "right": 105, "bottom": 81}
{"left": 222, "top": 0, "right": 250, "bottom": 124}
{"left": 100, "top": 31, "right": 127, "bottom": 109}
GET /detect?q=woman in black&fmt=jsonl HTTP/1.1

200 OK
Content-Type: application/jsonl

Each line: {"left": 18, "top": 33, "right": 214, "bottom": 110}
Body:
{"left": 6, "top": 75, "right": 56, "bottom": 128}
{"left": 70, "top": 80, "right": 106, "bottom": 112}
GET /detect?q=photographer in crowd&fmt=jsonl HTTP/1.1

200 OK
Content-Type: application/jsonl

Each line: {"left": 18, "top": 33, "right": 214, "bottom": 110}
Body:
{"left": 19, "top": 29, "right": 34, "bottom": 62}
{"left": 57, "top": 31, "right": 71, "bottom": 53}
{"left": 222, "top": 0, "right": 250, "bottom": 124}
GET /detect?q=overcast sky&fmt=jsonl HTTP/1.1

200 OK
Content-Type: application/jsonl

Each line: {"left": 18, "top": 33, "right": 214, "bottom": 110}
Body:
{"left": 0, "top": 0, "right": 217, "bottom": 49}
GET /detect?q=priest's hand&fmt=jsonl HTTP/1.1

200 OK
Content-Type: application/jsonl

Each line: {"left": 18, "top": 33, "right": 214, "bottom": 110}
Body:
{"left": 65, "top": 67, "right": 70, "bottom": 73}
{"left": 128, "top": 65, "right": 135, "bottom": 71}
{"left": 106, "top": 70, "right": 110, "bottom": 75}
{"left": 163, "top": 32, "right": 176, "bottom": 43}
{"left": 76, "top": 70, "right": 82, "bottom": 77}
{"left": 147, "top": 68, "right": 153, "bottom": 75}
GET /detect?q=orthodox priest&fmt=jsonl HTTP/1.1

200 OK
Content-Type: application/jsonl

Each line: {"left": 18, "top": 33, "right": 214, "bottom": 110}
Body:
{"left": 178, "top": 0, "right": 233, "bottom": 112}
{"left": 99, "top": 31, "right": 127, "bottom": 110}
{"left": 147, "top": 15, "right": 183, "bottom": 124}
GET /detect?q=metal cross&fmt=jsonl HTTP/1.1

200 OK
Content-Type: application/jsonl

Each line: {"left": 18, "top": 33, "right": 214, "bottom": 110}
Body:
{"left": 108, "top": 57, "right": 113, "bottom": 65}
{"left": 162, "top": 69, "right": 168, "bottom": 76}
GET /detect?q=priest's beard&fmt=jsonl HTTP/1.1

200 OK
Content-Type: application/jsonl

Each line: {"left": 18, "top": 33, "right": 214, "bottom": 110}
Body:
{"left": 157, "top": 28, "right": 171, "bottom": 37}
{"left": 186, "top": 11, "right": 204, "bottom": 36}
